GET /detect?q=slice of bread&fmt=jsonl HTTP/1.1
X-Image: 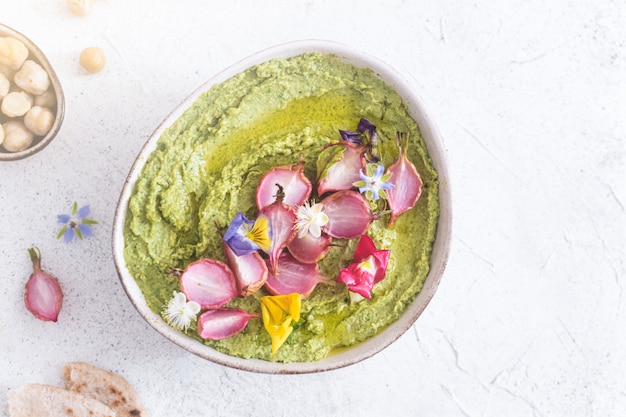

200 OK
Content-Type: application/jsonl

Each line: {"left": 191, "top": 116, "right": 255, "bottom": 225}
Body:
{"left": 63, "top": 362, "right": 146, "bottom": 417}
{"left": 8, "top": 383, "right": 116, "bottom": 417}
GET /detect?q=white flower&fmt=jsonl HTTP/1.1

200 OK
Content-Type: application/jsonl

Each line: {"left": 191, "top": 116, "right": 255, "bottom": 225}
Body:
{"left": 294, "top": 201, "right": 329, "bottom": 238}
{"left": 163, "top": 291, "right": 201, "bottom": 330}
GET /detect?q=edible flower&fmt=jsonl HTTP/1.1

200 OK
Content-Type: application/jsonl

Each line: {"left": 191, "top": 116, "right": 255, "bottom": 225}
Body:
{"left": 339, "top": 117, "right": 378, "bottom": 145}
{"left": 338, "top": 129, "right": 362, "bottom": 144}
{"left": 339, "top": 117, "right": 380, "bottom": 162}
{"left": 353, "top": 163, "right": 394, "bottom": 201}
{"left": 337, "top": 235, "right": 390, "bottom": 299}
{"left": 223, "top": 213, "right": 272, "bottom": 256}
{"left": 56, "top": 202, "right": 98, "bottom": 243}
{"left": 260, "top": 293, "right": 301, "bottom": 354}
{"left": 163, "top": 291, "right": 201, "bottom": 331}
{"left": 294, "top": 200, "right": 329, "bottom": 238}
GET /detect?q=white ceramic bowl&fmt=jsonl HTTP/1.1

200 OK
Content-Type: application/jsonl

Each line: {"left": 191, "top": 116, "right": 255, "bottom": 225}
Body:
{"left": 0, "top": 23, "right": 65, "bottom": 161}
{"left": 112, "top": 40, "right": 451, "bottom": 374}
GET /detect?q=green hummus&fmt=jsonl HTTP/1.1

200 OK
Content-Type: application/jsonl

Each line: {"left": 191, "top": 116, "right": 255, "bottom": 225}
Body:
{"left": 123, "top": 52, "right": 439, "bottom": 362}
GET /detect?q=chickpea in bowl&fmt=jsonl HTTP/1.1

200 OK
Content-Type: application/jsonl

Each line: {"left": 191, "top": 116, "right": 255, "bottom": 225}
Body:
{"left": 0, "top": 23, "right": 65, "bottom": 161}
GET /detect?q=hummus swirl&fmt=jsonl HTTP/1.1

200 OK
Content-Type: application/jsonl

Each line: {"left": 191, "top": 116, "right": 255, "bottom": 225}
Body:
{"left": 123, "top": 52, "right": 439, "bottom": 362}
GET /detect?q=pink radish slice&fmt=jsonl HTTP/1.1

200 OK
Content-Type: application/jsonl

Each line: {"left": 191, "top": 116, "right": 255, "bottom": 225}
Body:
{"left": 222, "top": 241, "right": 268, "bottom": 297}
{"left": 256, "top": 161, "right": 312, "bottom": 209}
{"left": 316, "top": 142, "right": 365, "bottom": 196}
{"left": 287, "top": 233, "right": 333, "bottom": 264}
{"left": 386, "top": 132, "right": 423, "bottom": 226}
{"left": 264, "top": 252, "right": 329, "bottom": 298}
{"left": 260, "top": 197, "right": 297, "bottom": 274}
{"left": 198, "top": 308, "right": 259, "bottom": 340}
{"left": 24, "top": 247, "right": 63, "bottom": 322}
{"left": 180, "top": 259, "right": 238, "bottom": 309}
{"left": 321, "top": 190, "right": 376, "bottom": 239}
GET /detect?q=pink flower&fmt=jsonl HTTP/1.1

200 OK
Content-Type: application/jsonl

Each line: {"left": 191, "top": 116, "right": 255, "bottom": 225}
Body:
{"left": 336, "top": 235, "right": 390, "bottom": 299}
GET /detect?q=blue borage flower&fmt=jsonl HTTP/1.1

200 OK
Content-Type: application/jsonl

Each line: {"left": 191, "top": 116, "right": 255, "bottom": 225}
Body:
{"left": 223, "top": 212, "right": 272, "bottom": 256}
{"left": 56, "top": 202, "right": 98, "bottom": 243}
{"left": 353, "top": 163, "right": 394, "bottom": 201}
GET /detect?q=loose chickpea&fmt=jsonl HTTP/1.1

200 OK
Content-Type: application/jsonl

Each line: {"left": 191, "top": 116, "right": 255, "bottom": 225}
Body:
{"left": 14, "top": 60, "right": 50, "bottom": 95}
{"left": 66, "top": 0, "right": 94, "bottom": 16}
{"left": 1, "top": 91, "right": 32, "bottom": 118}
{"left": 2, "top": 120, "right": 34, "bottom": 152}
{"left": 24, "top": 106, "right": 54, "bottom": 136}
{"left": 0, "top": 36, "right": 29, "bottom": 71}
{"left": 79, "top": 47, "right": 106, "bottom": 73}
{"left": 0, "top": 72, "right": 9, "bottom": 99}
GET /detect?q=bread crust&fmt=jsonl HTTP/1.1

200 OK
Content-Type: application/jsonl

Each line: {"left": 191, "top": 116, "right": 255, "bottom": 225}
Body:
{"left": 8, "top": 383, "right": 116, "bottom": 417}
{"left": 63, "top": 362, "right": 147, "bottom": 417}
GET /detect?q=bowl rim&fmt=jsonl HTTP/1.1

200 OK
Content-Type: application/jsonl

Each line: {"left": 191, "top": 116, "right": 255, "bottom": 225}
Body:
{"left": 0, "top": 23, "right": 65, "bottom": 161}
{"left": 112, "top": 39, "right": 452, "bottom": 374}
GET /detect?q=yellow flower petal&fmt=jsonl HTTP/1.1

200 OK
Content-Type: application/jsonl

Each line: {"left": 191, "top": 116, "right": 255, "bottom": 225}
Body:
{"left": 269, "top": 322, "right": 293, "bottom": 354}
{"left": 358, "top": 255, "right": 377, "bottom": 275}
{"left": 260, "top": 293, "right": 302, "bottom": 353}
{"left": 246, "top": 214, "right": 271, "bottom": 252}
{"left": 270, "top": 293, "right": 301, "bottom": 322}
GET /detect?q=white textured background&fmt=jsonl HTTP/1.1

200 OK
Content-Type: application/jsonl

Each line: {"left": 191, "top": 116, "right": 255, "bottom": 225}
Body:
{"left": 1, "top": 1, "right": 625, "bottom": 416}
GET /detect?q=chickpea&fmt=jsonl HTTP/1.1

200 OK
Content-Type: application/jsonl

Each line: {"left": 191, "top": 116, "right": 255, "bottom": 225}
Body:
{"left": 0, "top": 36, "right": 29, "bottom": 71}
{"left": 34, "top": 89, "right": 57, "bottom": 108}
{"left": 24, "top": 106, "right": 54, "bottom": 136}
{"left": 66, "top": 0, "right": 94, "bottom": 16}
{"left": 1, "top": 91, "right": 32, "bottom": 118}
{"left": 14, "top": 60, "right": 50, "bottom": 96}
{"left": 79, "top": 47, "right": 106, "bottom": 73}
{"left": 0, "top": 65, "right": 16, "bottom": 85}
{"left": 0, "top": 72, "right": 9, "bottom": 99}
{"left": 2, "top": 120, "right": 34, "bottom": 152}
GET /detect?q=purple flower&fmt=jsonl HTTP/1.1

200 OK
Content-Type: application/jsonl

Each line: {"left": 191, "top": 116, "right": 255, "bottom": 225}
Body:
{"left": 357, "top": 117, "right": 377, "bottom": 134}
{"left": 56, "top": 202, "right": 98, "bottom": 243}
{"left": 223, "top": 213, "right": 272, "bottom": 256}
{"left": 339, "top": 129, "right": 363, "bottom": 145}
{"left": 339, "top": 118, "right": 381, "bottom": 162}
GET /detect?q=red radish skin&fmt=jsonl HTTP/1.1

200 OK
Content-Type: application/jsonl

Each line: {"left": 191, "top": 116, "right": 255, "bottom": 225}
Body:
{"left": 180, "top": 259, "right": 238, "bottom": 309}
{"left": 287, "top": 233, "right": 333, "bottom": 264}
{"left": 198, "top": 308, "right": 260, "bottom": 340}
{"left": 24, "top": 247, "right": 63, "bottom": 322}
{"left": 386, "top": 132, "right": 423, "bottom": 226}
{"left": 222, "top": 241, "right": 268, "bottom": 297}
{"left": 321, "top": 190, "right": 377, "bottom": 239}
{"left": 260, "top": 190, "right": 297, "bottom": 274}
{"left": 316, "top": 142, "right": 365, "bottom": 196}
{"left": 264, "top": 252, "right": 329, "bottom": 298}
{"left": 256, "top": 161, "right": 312, "bottom": 209}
